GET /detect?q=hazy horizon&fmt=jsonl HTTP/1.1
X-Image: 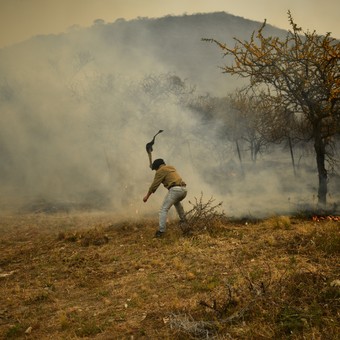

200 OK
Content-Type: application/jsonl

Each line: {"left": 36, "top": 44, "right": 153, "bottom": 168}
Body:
{"left": 1, "top": 0, "right": 340, "bottom": 49}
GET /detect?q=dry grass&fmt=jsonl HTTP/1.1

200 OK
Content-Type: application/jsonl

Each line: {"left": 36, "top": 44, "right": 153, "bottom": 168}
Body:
{"left": 0, "top": 209, "right": 339, "bottom": 339}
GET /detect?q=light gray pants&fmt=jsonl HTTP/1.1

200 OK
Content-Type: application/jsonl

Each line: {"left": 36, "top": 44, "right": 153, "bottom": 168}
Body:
{"left": 159, "top": 186, "right": 187, "bottom": 232}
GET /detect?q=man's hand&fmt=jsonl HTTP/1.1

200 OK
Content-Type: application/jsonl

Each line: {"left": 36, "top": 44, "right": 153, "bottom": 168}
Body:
{"left": 143, "top": 192, "right": 151, "bottom": 203}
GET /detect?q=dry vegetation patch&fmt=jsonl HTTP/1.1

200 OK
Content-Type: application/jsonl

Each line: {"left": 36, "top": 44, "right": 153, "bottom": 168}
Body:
{"left": 0, "top": 211, "right": 339, "bottom": 339}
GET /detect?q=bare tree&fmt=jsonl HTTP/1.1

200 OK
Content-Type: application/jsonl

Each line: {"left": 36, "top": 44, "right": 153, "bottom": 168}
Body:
{"left": 204, "top": 11, "right": 340, "bottom": 206}
{"left": 228, "top": 91, "right": 275, "bottom": 163}
{"left": 140, "top": 72, "right": 195, "bottom": 104}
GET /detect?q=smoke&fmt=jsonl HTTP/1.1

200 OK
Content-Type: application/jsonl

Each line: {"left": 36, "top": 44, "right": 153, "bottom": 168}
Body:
{"left": 0, "top": 14, "right": 338, "bottom": 217}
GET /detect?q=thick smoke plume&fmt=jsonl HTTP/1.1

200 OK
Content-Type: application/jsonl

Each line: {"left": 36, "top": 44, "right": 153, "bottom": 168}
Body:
{"left": 0, "top": 13, "right": 338, "bottom": 217}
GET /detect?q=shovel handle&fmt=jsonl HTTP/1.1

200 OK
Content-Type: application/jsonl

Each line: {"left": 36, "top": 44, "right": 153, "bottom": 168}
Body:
{"left": 148, "top": 152, "right": 152, "bottom": 169}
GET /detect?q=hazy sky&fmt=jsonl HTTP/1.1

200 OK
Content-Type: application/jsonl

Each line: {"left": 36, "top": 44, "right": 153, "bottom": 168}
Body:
{"left": 1, "top": 0, "right": 339, "bottom": 49}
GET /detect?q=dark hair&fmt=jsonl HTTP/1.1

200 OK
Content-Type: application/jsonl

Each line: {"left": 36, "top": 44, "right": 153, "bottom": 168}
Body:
{"left": 151, "top": 158, "right": 165, "bottom": 170}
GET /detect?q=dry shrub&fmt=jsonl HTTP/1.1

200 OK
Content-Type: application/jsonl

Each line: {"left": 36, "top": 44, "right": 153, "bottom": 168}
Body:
{"left": 183, "top": 193, "right": 227, "bottom": 235}
{"left": 269, "top": 215, "right": 292, "bottom": 229}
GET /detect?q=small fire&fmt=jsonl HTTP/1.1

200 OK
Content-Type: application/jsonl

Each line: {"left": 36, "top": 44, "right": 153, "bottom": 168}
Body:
{"left": 312, "top": 215, "right": 340, "bottom": 222}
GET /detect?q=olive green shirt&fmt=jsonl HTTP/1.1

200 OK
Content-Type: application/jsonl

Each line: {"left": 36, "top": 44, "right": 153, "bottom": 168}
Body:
{"left": 148, "top": 164, "right": 186, "bottom": 193}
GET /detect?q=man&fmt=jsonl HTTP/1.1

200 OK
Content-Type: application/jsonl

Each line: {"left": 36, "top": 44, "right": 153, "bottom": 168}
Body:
{"left": 143, "top": 158, "right": 187, "bottom": 237}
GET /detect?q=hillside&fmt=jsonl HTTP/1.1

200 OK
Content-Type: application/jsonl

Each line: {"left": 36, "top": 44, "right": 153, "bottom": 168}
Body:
{"left": 0, "top": 211, "right": 339, "bottom": 339}
{"left": 0, "top": 12, "right": 287, "bottom": 95}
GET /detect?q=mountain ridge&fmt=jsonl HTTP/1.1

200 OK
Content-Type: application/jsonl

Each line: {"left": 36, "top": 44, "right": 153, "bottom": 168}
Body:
{"left": 0, "top": 11, "right": 288, "bottom": 95}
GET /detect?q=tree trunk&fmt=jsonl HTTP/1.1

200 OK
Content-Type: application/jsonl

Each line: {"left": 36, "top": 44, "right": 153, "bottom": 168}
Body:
{"left": 288, "top": 136, "right": 297, "bottom": 177}
{"left": 314, "top": 127, "right": 327, "bottom": 206}
{"left": 251, "top": 140, "right": 256, "bottom": 163}
{"left": 236, "top": 140, "right": 245, "bottom": 177}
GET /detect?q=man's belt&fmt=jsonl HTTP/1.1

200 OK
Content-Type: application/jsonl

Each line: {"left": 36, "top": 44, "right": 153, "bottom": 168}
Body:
{"left": 168, "top": 183, "right": 186, "bottom": 190}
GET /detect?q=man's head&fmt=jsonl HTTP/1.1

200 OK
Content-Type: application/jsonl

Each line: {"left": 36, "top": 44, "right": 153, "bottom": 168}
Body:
{"left": 151, "top": 158, "right": 165, "bottom": 170}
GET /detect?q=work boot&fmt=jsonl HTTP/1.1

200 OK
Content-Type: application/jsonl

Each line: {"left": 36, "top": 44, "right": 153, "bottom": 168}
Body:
{"left": 154, "top": 230, "right": 164, "bottom": 238}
